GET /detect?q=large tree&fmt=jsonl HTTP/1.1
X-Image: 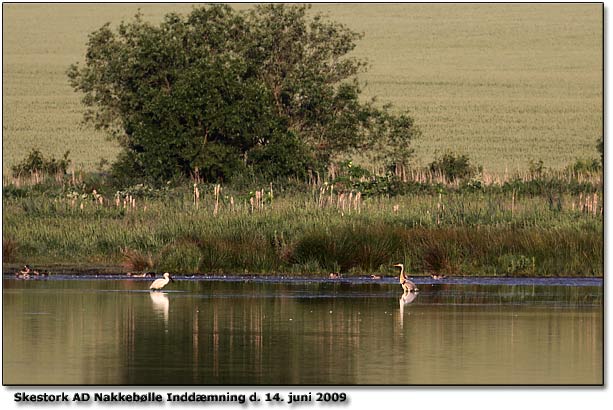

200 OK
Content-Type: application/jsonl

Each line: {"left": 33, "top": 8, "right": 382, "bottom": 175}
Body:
{"left": 68, "top": 4, "right": 420, "bottom": 183}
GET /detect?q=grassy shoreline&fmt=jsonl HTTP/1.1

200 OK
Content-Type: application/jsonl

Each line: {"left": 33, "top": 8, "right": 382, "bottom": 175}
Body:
{"left": 3, "top": 183, "right": 602, "bottom": 277}
{"left": 2, "top": 4, "right": 602, "bottom": 278}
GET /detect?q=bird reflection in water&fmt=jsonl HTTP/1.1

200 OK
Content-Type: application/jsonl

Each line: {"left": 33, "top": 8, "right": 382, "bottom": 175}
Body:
{"left": 398, "top": 291, "right": 418, "bottom": 329}
{"left": 149, "top": 291, "right": 170, "bottom": 325}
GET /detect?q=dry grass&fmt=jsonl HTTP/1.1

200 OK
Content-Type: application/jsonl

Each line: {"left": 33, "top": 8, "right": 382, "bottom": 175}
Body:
{"left": 119, "top": 247, "right": 154, "bottom": 272}
{"left": 2, "top": 237, "right": 20, "bottom": 263}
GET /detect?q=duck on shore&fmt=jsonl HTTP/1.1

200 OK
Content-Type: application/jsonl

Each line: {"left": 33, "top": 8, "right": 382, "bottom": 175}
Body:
{"left": 14, "top": 265, "right": 50, "bottom": 279}
{"left": 15, "top": 265, "right": 31, "bottom": 279}
{"left": 127, "top": 271, "right": 157, "bottom": 278}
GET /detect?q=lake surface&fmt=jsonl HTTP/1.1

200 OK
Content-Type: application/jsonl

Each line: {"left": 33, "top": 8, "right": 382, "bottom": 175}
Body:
{"left": 2, "top": 275, "right": 603, "bottom": 385}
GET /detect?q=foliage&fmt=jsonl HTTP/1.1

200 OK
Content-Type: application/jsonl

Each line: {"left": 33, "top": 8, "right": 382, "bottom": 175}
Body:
{"left": 499, "top": 176, "right": 599, "bottom": 197}
{"left": 339, "top": 160, "right": 371, "bottom": 179}
{"left": 156, "top": 240, "right": 202, "bottom": 274}
{"left": 331, "top": 159, "right": 372, "bottom": 190}
{"left": 2, "top": 185, "right": 30, "bottom": 199}
{"left": 246, "top": 131, "right": 318, "bottom": 180}
{"left": 566, "top": 158, "right": 601, "bottom": 176}
{"left": 429, "top": 152, "right": 480, "bottom": 182}
{"left": 108, "top": 151, "right": 148, "bottom": 187}
{"left": 528, "top": 159, "right": 546, "bottom": 179}
{"left": 291, "top": 225, "right": 395, "bottom": 272}
{"left": 351, "top": 174, "right": 405, "bottom": 197}
{"left": 11, "top": 149, "right": 71, "bottom": 178}
{"left": 422, "top": 242, "right": 450, "bottom": 273}
{"left": 115, "top": 183, "right": 171, "bottom": 199}
{"left": 597, "top": 136, "right": 604, "bottom": 166}
{"left": 67, "top": 4, "right": 420, "bottom": 184}
{"left": 120, "top": 247, "right": 154, "bottom": 272}
{"left": 3, "top": 181, "right": 602, "bottom": 276}
{"left": 498, "top": 254, "right": 535, "bottom": 276}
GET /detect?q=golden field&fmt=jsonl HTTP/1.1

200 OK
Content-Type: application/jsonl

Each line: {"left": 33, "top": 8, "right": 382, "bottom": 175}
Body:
{"left": 2, "top": 3, "right": 602, "bottom": 174}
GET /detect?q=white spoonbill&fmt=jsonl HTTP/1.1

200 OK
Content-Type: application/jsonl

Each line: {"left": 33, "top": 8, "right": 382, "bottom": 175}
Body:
{"left": 149, "top": 272, "right": 174, "bottom": 291}
{"left": 393, "top": 263, "right": 419, "bottom": 293}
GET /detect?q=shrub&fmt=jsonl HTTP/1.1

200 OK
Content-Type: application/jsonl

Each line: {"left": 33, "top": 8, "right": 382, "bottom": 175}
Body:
{"left": 429, "top": 152, "right": 480, "bottom": 182}
{"left": 120, "top": 247, "right": 154, "bottom": 272}
{"left": 11, "top": 149, "right": 71, "bottom": 178}
{"left": 597, "top": 137, "right": 604, "bottom": 166}
{"left": 109, "top": 151, "right": 149, "bottom": 188}
{"left": 528, "top": 159, "right": 545, "bottom": 179}
{"left": 567, "top": 158, "right": 601, "bottom": 176}
{"left": 2, "top": 185, "right": 29, "bottom": 199}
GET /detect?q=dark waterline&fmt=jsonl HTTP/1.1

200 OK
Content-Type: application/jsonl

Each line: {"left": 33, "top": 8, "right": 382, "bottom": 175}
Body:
{"left": 2, "top": 273, "right": 603, "bottom": 287}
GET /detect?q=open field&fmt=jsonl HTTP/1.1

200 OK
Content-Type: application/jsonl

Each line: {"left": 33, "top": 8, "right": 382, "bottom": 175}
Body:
{"left": 2, "top": 3, "right": 602, "bottom": 174}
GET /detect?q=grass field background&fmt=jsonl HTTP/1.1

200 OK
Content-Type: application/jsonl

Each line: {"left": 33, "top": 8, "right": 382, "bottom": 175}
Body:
{"left": 2, "top": 3, "right": 602, "bottom": 175}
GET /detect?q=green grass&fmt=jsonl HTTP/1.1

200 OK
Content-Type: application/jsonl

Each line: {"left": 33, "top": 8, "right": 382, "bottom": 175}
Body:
{"left": 2, "top": 186, "right": 603, "bottom": 276}
{"left": 2, "top": 3, "right": 602, "bottom": 174}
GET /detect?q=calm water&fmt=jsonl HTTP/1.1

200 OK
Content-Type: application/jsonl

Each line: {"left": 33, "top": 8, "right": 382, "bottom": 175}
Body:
{"left": 2, "top": 276, "right": 603, "bottom": 385}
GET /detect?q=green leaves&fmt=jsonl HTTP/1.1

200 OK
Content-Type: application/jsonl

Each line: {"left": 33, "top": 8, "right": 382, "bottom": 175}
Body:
{"left": 68, "top": 4, "right": 420, "bottom": 184}
{"left": 11, "top": 149, "right": 71, "bottom": 178}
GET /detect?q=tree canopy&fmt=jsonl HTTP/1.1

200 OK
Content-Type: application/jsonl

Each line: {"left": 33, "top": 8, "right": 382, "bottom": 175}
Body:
{"left": 68, "top": 4, "right": 420, "bottom": 184}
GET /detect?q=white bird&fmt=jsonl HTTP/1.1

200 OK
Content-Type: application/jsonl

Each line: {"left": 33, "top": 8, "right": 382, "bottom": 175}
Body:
{"left": 149, "top": 272, "right": 174, "bottom": 291}
{"left": 393, "top": 263, "right": 419, "bottom": 293}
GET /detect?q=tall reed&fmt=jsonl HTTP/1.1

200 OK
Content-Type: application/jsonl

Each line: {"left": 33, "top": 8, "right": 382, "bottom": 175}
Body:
{"left": 2, "top": 188, "right": 602, "bottom": 276}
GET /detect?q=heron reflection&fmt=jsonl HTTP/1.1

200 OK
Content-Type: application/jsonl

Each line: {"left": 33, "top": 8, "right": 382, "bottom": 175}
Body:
{"left": 398, "top": 290, "right": 418, "bottom": 329}
{"left": 400, "top": 291, "right": 418, "bottom": 305}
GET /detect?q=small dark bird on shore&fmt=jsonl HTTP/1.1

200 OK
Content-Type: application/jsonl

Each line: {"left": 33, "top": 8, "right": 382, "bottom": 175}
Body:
{"left": 15, "top": 265, "right": 51, "bottom": 279}
{"left": 127, "top": 271, "right": 157, "bottom": 278}
{"left": 15, "top": 265, "right": 31, "bottom": 279}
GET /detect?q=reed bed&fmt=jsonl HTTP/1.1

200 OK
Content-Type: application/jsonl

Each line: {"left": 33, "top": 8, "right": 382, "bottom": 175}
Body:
{"left": 2, "top": 185, "right": 602, "bottom": 276}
